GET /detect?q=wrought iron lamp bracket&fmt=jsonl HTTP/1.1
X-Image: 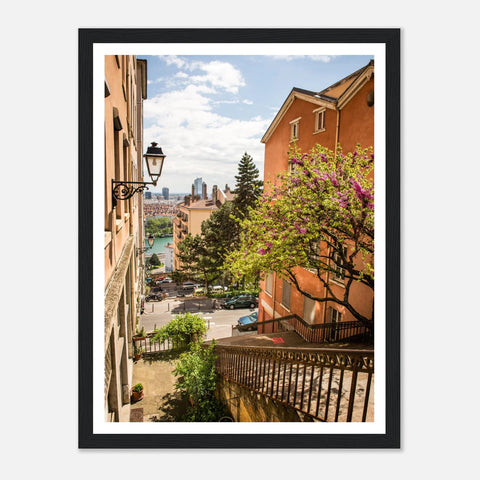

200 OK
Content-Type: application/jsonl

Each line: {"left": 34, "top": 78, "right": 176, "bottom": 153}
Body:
{"left": 112, "top": 180, "right": 155, "bottom": 207}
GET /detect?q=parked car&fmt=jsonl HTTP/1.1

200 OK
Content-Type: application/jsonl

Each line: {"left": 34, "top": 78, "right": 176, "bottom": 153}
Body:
{"left": 162, "top": 277, "right": 173, "bottom": 283}
{"left": 223, "top": 295, "right": 258, "bottom": 310}
{"left": 145, "top": 292, "right": 163, "bottom": 302}
{"left": 194, "top": 287, "right": 206, "bottom": 295}
{"left": 182, "top": 281, "right": 196, "bottom": 290}
{"left": 237, "top": 311, "right": 258, "bottom": 331}
{"left": 149, "top": 286, "right": 163, "bottom": 294}
{"left": 210, "top": 285, "right": 227, "bottom": 292}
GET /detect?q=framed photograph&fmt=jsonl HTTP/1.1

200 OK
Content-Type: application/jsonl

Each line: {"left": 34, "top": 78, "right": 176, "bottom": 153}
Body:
{"left": 79, "top": 28, "right": 400, "bottom": 448}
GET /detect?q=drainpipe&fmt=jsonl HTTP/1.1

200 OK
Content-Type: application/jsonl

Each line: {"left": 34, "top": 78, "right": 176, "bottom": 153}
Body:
{"left": 272, "top": 273, "right": 277, "bottom": 331}
{"left": 334, "top": 106, "right": 340, "bottom": 155}
{"left": 324, "top": 106, "right": 341, "bottom": 324}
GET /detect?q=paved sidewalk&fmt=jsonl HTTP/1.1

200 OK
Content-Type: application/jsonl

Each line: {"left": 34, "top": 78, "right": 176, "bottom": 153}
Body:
{"left": 131, "top": 353, "right": 189, "bottom": 422}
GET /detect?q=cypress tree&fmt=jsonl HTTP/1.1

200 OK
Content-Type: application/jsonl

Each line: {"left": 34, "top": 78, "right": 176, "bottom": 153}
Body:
{"left": 233, "top": 152, "right": 263, "bottom": 219}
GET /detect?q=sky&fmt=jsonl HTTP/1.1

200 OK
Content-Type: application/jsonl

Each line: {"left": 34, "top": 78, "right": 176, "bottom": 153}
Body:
{"left": 141, "top": 54, "right": 374, "bottom": 194}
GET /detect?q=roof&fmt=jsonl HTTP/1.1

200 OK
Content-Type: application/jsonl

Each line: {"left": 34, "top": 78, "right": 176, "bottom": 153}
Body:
{"left": 261, "top": 60, "right": 374, "bottom": 144}
{"left": 186, "top": 199, "right": 218, "bottom": 210}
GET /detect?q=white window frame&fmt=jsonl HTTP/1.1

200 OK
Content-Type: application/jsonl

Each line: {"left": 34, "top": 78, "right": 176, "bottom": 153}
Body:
{"left": 332, "top": 242, "right": 347, "bottom": 283}
{"left": 313, "top": 107, "right": 326, "bottom": 134}
{"left": 265, "top": 272, "right": 273, "bottom": 296}
{"left": 289, "top": 117, "right": 301, "bottom": 141}
{"left": 329, "top": 307, "right": 342, "bottom": 323}
{"left": 328, "top": 306, "right": 342, "bottom": 342}
{"left": 303, "top": 296, "right": 316, "bottom": 324}
{"left": 281, "top": 279, "right": 291, "bottom": 310}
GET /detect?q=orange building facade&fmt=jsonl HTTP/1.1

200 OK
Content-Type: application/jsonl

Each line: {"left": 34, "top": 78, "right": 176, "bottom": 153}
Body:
{"left": 258, "top": 61, "right": 374, "bottom": 329}
{"left": 104, "top": 55, "right": 148, "bottom": 421}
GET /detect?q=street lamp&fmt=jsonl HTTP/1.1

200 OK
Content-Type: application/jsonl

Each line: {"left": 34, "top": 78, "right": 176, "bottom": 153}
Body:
{"left": 112, "top": 142, "right": 166, "bottom": 207}
{"left": 136, "top": 234, "right": 155, "bottom": 256}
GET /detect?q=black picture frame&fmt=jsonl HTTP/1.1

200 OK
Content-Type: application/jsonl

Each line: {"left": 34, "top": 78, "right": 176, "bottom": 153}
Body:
{"left": 79, "top": 28, "right": 400, "bottom": 449}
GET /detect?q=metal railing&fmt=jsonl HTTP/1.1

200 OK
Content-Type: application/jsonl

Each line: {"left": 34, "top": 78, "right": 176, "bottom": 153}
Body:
{"left": 215, "top": 344, "right": 374, "bottom": 422}
{"left": 258, "top": 314, "right": 373, "bottom": 344}
{"left": 133, "top": 333, "right": 186, "bottom": 354}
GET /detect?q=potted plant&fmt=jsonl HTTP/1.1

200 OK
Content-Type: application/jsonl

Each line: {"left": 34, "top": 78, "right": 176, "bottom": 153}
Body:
{"left": 131, "top": 383, "right": 144, "bottom": 402}
{"left": 134, "top": 325, "right": 146, "bottom": 340}
{"left": 134, "top": 345, "right": 144, "bottom": 361}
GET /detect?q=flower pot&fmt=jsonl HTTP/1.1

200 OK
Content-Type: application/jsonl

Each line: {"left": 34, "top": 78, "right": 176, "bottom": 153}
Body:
{"left": 131, "top": 388, "right": 144, "bottom": 402}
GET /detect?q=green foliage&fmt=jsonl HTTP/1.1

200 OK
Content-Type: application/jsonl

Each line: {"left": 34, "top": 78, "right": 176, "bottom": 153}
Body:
{"left": 145, "top": 216, "right": 173, "bottom": 237}
{"left": 173, "top": 341, "right": 230, "bottom": 421}
{"left": 132, "top": 383, "right": 143, "bottom": 393}
{"left": 149, "top": 253, "right": 161, "bottom": 266}
{"left": 227, "top": 144, "right": 374, "bottom": 324}
{"left": 201, "top": 201, "right": 240, "bottom": 270}
{"left": 207, "top": 288, "right": 259, "bottom": 299}
{"left": 233, "top": 152, "right": 263, "bottom": 220}
{"left": 175, "top": 234, "right": 218, "bottom": 288}
{"left": 182, "top": 396, "right": 230, "bottom": 422}
{"left": 151, "top": 313, "right": 207, "bottom": 346}
{"left": 174, "top": 342, "right": 217, "bottom": 403}
{"left": 134, "top": 345, "right": 145, "bottom": 355}
{"left": 135, "top": 325, "right": 146, "bottom": 337}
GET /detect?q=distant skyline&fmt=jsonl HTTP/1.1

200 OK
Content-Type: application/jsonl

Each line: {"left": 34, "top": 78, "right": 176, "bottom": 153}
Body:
{"left": 142, "top": 54, "right": 374, "bottom": 193}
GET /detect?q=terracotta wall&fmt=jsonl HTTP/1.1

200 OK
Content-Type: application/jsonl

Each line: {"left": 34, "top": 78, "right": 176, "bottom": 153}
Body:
{"left": 259, "top": 72, "right": 374, "bottom": 326}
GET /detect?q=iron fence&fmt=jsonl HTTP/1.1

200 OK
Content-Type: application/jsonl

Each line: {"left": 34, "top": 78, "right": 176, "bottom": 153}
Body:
{"left": 215, "top": 344, "right": 374, "bottom": 422}
{"left": 258, "top": 314, "right": 373, "bottom": 344}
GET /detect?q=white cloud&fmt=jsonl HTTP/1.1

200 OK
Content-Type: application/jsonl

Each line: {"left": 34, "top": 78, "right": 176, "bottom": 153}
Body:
{"left": 143, "top": 84, "right": 268, "bottom": 192}
{"left": 158, "top": 55, "right": 186, "bottom": 69}
{"left": 158, "top": 56, "right": 246, "bottom": 94}
{"left": 144, "top": 57, "right": 266, "bottom": 192}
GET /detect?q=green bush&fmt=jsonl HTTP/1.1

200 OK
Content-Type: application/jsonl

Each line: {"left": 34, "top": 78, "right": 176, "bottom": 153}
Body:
{"left": 150, "top": 313, "right": 207, "bottom": 346}
{"left": 207, "top": 288, "right": 259, "bottom": 299}
{"left": 132, "top": 383, "right": 143, "bottom": 393}
{"left": 173, "top": 341, "right": 230, "bottom": 421}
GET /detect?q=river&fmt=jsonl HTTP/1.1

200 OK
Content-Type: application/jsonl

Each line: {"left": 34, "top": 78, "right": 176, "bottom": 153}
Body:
{"left": 145, "top": 236, "right": 173, "bottom": 256}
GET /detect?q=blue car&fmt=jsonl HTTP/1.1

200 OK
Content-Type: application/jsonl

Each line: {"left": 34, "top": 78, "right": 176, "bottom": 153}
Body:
{"left": 237, "top": 311, "right": 258, "bottom": 331}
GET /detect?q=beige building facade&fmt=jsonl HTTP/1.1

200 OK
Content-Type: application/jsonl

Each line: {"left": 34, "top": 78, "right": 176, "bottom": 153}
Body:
{"left": 104, "top": 55, "right": 147, "bottom": 422}
{"left": 173, "top": 185, "right": 233, "bottom": 271}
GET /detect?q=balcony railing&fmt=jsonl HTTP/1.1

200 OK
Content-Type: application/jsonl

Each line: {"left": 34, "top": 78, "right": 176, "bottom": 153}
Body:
{"left": 133, "top": 333, "right": 187, "bottom": 354}
{"left": 259, "top": 314, "right": 373, "bottom": 344}
{"left": 215, "top": 344, "right": 374, "bottom": 422}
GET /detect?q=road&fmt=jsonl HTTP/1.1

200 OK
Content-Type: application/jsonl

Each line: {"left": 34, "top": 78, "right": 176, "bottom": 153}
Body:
{"left": 140, "top": 284, "right": 257, "bottom": 340}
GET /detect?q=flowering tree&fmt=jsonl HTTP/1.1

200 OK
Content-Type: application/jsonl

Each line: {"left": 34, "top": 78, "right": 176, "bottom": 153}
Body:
{"left": 227, "top": 144, "right": 374, "bottom": 325}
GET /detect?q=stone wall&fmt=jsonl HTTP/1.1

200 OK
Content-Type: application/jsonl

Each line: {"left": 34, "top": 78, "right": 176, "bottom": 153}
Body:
{"left": 216, "top": 377, "right": 316, "bottom": 423}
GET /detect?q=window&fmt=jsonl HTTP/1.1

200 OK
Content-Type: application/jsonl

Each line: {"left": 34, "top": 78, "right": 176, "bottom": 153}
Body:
{"left": 332, "top": 242, "right": 347, "bottom": 282}
{"left": 289, "top": 117, "right": 301, "bottom": 141}
{"left": 328, "top": 307, "right": 342, "bottom": 341}
{"left": 303, "top": 296, "right": 316, "bottom": 324}
{"left": 265, "top": 273, "right": 273, "bottom": 296}
{"left": 281, "top": 279, "right": 291, "bottom": 310}
{"left": 328, "top": 307, "right": 342, "bottom": 323}
{"left": 313, "top": 107, "right": 326, "bottom": 133}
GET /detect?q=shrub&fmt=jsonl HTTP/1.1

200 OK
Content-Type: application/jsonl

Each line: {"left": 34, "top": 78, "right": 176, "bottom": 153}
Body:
{"left": 173, "top": 341, "right": 230, "bottom": 421}
{"left": 150, "top": 313, "right": 207, "bottom": 346}
{"left": 132, "top": 383, "right": 143, "bottom": 393}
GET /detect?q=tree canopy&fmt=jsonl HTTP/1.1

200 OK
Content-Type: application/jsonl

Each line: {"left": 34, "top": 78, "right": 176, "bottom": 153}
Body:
{"left": 175, "top": 234, "right": 218, "bottom": 288}
{"left": 145, "top": 216, "right": 173, "bottom": 237}
{"left": 232, "top": 152, "right": 263, "bottom": 220}
{"left": 227, "top": 144, "right": 374, "bottom": 324}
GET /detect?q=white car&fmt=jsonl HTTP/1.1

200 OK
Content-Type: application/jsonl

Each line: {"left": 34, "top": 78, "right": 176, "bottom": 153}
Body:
{"left": 211, "top": 285, "right": 227, "bottom": 292}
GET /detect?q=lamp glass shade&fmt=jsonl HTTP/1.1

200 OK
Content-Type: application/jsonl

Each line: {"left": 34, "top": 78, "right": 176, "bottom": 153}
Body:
{"left": 144, "top": 142, "right": 166, "bottom": 185}
{"left": 147, "top": 235, "right": 155, "bottom": 248}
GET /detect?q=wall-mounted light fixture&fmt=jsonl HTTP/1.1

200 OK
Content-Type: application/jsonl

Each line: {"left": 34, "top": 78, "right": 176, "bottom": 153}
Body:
{"left": 136, "top": 234, "right": 155, "bottom": 256}
{"left": 112, "top": 142, "right": 166, "bottom": 207}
